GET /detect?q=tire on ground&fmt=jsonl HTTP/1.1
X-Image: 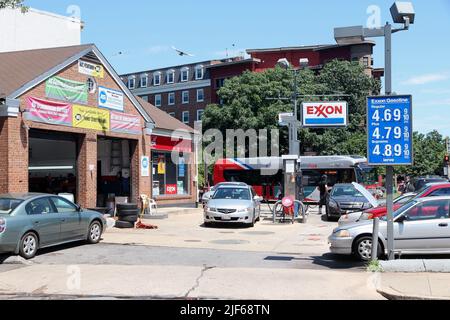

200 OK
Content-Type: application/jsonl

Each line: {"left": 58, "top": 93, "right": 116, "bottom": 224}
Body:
{"left": 118, "top": 214, "right": 139, "bottom": 223}
{"left": 117, "top": 209, "right": 140, "bottom": 217}
{"left": 115, "top": 221, "right": 135, "bottom": 229}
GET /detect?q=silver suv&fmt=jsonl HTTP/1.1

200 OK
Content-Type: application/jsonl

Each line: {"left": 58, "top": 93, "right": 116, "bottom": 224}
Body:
{"left": 204, "top": 184, "right": 262, "bottom": 227}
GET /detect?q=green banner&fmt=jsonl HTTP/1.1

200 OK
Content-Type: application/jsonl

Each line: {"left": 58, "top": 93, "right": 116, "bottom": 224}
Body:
{"left": 45, "top": 76, "right": 88, "bottom": 104}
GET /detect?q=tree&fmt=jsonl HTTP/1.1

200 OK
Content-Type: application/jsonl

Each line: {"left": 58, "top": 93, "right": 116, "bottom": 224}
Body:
{"left": 0, "top": 0, "right": 28, "bottom": 12}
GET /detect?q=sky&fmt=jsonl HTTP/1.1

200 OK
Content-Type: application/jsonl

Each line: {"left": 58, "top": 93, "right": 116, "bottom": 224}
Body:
{"left": 24, "top": 0, "right": 450, "bottom": 138}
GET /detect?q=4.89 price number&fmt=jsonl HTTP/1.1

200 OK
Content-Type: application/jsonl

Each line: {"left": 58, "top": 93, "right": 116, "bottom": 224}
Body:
{"left": 372, "top": 144, "right": 410, "bottom": 157}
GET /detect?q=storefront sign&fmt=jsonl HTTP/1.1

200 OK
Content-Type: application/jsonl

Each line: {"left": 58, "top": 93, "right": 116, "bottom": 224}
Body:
{"left": 166, "top": 184, "right": 178, "bottom": 195}
{"left": 141, "top": 156, "right": 150, "bottom": 177}
{"left": 98, "top": 86, "right": 124, "bottom": 111}
{"left": 110, "top": 111, "right": 141, "bottom": 135}
{"left": 301, "top": 102, "right": 348, "bottom": 128}
{"left": 178, "top": 157, "right": 186, "bottom": 178}
{"left": 25, "top": 97, "right": 72, "bottom": 126}
{"left": 45, "top": 76, "right": 88, "bottom": 104}
{"left": 72, "top": 105, "right": 110, "bottom": 131}
{"left": 151, "top": 135, "right": 192, "bottom": 153}
{"left": 78, "top": 60, "right": 104, "bottom": 78}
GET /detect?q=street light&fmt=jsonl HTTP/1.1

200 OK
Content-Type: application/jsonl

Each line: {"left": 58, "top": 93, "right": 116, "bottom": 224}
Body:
{"left": 334, "top": 1, "right": 415, "bottom": 261}
{"left": 276, "top": 57, "right": 309, "bottom": 156}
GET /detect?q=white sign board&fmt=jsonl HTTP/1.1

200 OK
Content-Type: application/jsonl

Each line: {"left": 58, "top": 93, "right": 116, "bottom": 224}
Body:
{"left": 302, "top": 102, "right": 348, "bottom": 128}
{"left": 141, "top": 156, "right": 150, "bottom": 177}
{"left": 98, "top": 86, "right": 124, "bottom": 111}
{"left": 78, "top": 60, "right": 104, "bottom": 78}
{"left": 278, "top": 112, "right": 293, "bottom": 126}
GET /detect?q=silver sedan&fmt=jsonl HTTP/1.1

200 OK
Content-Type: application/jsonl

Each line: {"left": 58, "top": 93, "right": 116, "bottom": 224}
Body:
{"left": 204, "top": 185, "right": 262, "bottom": 227}
{"left": 329, "top": 196, "right": 450, "bottom": 261}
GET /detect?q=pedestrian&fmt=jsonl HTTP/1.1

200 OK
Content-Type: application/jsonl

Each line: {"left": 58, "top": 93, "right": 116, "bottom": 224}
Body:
{"left": 403, "top": 176, "right": 415, "bottom": 194}
{"left": 318, "top": 174, "right": 329, "bottom": 215}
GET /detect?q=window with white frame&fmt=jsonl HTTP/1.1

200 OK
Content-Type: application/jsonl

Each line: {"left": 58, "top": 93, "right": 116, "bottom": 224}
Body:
{"left": 182, "top": 111, "right": 189, "bottom": 124}
{"left": 182, "top": 91, "right": 189, "bottom": 104}
{"left": 140, "top": 74, "right": 148, "bottom": 88}
{"left": 169, "top": 112, "right": 176, "bottom": 118}
{"left": 155, "top": 94, "right": 162, "bottom": 107}
{"left": 128, "top": 77, "right": 136, "bottom": 89}
{"left": 181, "top": 67, "right": 189, "bottom": 82}
{"left": 153, "top": 72, "right": 161, "bottom": 86}
{"left": 195, "top": 65, "right": 204, "bottom": 80}
{"left": 168, "top": 92, "right": 175, "bottom": 105}
{"left": 197, "top": 109, "right": 204, "bottom": 121}
{"left": 166, "top": 70, "right": 175, "bottom": 84}
{"left": 197, "top": 89, "right": 204, "bottom": 102}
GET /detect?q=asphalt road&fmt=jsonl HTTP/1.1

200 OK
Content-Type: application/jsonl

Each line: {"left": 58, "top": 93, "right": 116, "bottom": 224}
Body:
{"left": 0, "top": 241, "right": 367, "bottom": 273}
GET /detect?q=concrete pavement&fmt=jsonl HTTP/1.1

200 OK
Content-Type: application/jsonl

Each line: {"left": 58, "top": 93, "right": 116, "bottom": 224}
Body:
{"left": 0, "top": 264, "right": 383, "bottom": 300}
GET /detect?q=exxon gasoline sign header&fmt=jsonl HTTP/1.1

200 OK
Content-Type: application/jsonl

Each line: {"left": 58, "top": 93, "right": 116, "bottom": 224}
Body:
{"left": 301, "top": 102, "right": 348, "bottom": 128}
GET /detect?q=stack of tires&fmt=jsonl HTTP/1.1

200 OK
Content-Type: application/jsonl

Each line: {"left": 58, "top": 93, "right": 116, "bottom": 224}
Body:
{"left": 115, "top": 203, "right": 139, "bottom": 229}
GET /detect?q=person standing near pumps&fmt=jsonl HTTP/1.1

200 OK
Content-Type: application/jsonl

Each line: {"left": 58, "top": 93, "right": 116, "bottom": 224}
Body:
{"left": 318, "top": 175, "right": 329, "bottom": 215}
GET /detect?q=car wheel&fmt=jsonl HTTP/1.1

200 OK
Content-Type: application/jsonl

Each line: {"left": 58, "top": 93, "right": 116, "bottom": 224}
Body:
{"left": 354, "top": 236, "right": 382, "bottom": 261}
{"left": 19, "top": 232, "right": 39, "bottom": 260}
{"left": 87, "top": 221, "right": 102, "bottom": 244}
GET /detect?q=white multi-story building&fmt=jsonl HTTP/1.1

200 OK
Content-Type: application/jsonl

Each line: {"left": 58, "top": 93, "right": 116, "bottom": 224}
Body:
{"left": 0, "top": 7, "right": 83, "bottom": 53}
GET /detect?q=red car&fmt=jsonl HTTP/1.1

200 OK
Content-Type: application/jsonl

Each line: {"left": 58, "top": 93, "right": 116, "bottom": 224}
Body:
{"left": 364, "top": 183, "right": 450, "bottom": 219}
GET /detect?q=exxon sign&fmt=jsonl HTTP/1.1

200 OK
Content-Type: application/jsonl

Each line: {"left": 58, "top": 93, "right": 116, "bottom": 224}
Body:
{"left": 301, "top": 102, "right": 348, "bottom": 128}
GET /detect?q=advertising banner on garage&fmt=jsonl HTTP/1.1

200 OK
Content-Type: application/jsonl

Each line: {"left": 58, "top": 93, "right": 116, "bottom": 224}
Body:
{"left": 45, "top": 76, "right": 88, "bottom": 104}
{"left": 98, "top": 86, "right": 124, "bottom": 111}
{"left": 72, "top": 105, "right": 110, "bottom": 131}
{"left": 110, "top": 111, "right": 141, "bottom": 135}
{"left": 78, "top": 60, "right": 105, "bottom": 78}
{"left": 25, "top": 97, "right": 72, "bottom": 127}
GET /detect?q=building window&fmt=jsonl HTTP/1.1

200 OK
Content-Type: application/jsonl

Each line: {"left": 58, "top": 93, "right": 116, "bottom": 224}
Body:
{"left": 168, "top": 92, "right": 175, "bottom": 105}
{"left": 168, "top": 112, "right": 176, "bottom": 117}
{"left": 142, "top": 96, "right": 149, "bottom": 102}
{"left": 128, "top": 77, "right": 136, "bottom": 89}
{"left": 181, "top": 67, "right": 189, "bottom": 82}
{"left": 216, "top": 78, "right": 225, "bottom": 89}
{"left": 153, "top": 72, "right": 161, "bottom": 86}
{"left": 197, "top": 109, "right": 204, "bottom": 121}
{"left": 140, "top": 74, "right": 148, "bottom": 88}
{"left": 195, "top": 65, "right": 204, "bottom": 80}
{"left": 363, "top": 57, "right": 370, "bottom": 67}
{"left": 182, "top": 91, "right": 189, "bottom": 104}
{"left": 87, "top": 77, "right": 97, "bottom": 93}
{"left": 155, "top": 94, "right": 162, "bottom": 107}
{"left": 152, "top": 151, "right": 190, "bottom": 197}
{"left": 166, "top": 70, "right": 175, "bottom": 84}
{"left": 182, "top": 111, "right": 189, "bottom": 124}
{"left": 197, "top": 89, "right": 204, "bottom": 102}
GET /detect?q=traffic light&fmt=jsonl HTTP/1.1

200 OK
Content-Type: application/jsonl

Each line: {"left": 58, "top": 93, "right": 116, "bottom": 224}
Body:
{"left": 445, "top": 154, "right": 450, "bottom": 165}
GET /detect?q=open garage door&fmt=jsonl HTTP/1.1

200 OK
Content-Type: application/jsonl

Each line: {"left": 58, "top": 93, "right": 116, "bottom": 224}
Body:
{"left": 28, "top": 129, "right": 78, "bottom": 201}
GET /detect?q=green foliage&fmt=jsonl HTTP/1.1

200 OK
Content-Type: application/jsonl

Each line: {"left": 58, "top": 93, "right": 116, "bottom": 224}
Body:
{"left": 367, "top": 259, "right": 383, "bottom": 273}
{"left": 0, "top": 0, "right": 28, "bottom": 12}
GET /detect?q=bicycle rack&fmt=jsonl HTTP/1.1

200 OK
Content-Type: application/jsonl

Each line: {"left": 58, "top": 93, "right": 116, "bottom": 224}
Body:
{"left": 272, "top": 200, "right": 308, "bottom": 224}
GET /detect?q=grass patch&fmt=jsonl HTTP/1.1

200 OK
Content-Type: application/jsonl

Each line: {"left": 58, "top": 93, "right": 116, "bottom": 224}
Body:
{"left": 367, "top": 259, "right": 384, "bottom": 273}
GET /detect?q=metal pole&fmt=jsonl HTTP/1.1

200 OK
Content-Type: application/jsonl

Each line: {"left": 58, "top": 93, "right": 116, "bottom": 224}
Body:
{"left": 384, "top": 23, "right": 395, "bottom": 261}
{"left": 291, "top": 70, "right": 300, "bottom": 156}
{"left": 371, "top": 217, "right": 380, "bottom": 261}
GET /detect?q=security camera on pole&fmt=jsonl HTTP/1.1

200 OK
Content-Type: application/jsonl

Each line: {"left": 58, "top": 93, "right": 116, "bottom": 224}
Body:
{"left": 335, "top": 1, "right": 416, "bottom": 261}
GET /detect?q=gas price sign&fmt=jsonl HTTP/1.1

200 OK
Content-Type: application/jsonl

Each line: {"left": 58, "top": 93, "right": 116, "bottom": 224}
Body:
{"left": 367, "top": 95, "right": 413, "bottom": 166}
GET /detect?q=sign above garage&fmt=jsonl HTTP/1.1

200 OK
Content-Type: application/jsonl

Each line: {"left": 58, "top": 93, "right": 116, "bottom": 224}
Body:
{"left": 301, "top": 101, "right": 348, "bottom": 128}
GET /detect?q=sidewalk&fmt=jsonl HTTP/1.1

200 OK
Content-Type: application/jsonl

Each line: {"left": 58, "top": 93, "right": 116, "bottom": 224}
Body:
{"left": 376, "top": 260, "right": 450, "bottom": 300}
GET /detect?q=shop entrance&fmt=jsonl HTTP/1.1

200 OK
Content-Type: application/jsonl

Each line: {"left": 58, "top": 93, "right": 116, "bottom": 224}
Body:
{"left": 97, "top": 137, "right": 135, "bottom": 207}
{"left": 28, "top": 129, "right": 78, "bottom": 200}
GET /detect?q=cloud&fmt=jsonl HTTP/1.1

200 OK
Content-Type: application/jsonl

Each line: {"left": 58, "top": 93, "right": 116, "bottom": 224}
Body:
{"left": 401, "top": 72, "right": 450, "bottom": 85}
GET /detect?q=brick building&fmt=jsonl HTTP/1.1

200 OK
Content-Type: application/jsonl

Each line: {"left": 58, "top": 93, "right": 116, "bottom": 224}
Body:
{"left": 122, "top": 41, "right": 383, "bottom": 124}
{"left": 0, "top": 44, "right": 198, "bottom": 208}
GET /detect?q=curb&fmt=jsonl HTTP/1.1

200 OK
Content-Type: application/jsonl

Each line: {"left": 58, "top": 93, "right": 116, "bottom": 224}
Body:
{"left": 376, "top": 286, "right": 449, "bottom": 301}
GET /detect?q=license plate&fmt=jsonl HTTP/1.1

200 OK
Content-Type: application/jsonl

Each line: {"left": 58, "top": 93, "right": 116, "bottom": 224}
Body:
{"left": 222, "top": 216, "right": 231, "bottom": 221}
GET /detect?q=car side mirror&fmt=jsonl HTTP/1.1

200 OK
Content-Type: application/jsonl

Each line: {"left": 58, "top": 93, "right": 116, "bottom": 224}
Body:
{"left": 75, "top": 205, "right": 82, "bottom": 212}
{"left": 396, "top": 215, "right": 407, "bottom": 223}
{"left": 254, "top": 196, "right": 262, "bottom": 202}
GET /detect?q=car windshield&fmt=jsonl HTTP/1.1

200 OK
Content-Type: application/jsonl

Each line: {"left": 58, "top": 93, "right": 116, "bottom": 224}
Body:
{"left": 395, "top": 194, "right": 415, "bottom": 205}
{"left": 0, "top": 198, "right": 23, "bottom": 215}
{"left": 331, "top": 186, "right": 364, "bottom": 197}
{"left": 213, "top": 188, "right": 251, "bottom": 201}
{"left": 381, "top": 200, "right": 418, "bottom": 221}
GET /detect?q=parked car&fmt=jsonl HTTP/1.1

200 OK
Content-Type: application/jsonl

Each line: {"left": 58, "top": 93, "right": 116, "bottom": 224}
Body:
{"left": 329, "top": 196, "right": 450, "bottom": 261}
{"left": 326, "top": 183, "right": 379, "bottom": 221}
{"left": 204, "top": 184, "right": 262, "bottom": 227}
{"left": 201, "top": 182, "right": 248, "bottom": 205}
{"left": 412, "top": 176, "right": 449, "bottom": 192}
{"left": 338, "top": 192, "right": 416, "bottom": 226}
{"left": 0, "top": 193, "right": 106, "bottom": 259}
{"left": 341, "top": 182, "right": 450, "bottom": 225}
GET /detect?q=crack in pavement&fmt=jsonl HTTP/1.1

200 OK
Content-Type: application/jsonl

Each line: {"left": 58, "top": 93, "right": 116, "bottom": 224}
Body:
{"left": 184, "top": 265, "right": 215, "bottom": 299}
